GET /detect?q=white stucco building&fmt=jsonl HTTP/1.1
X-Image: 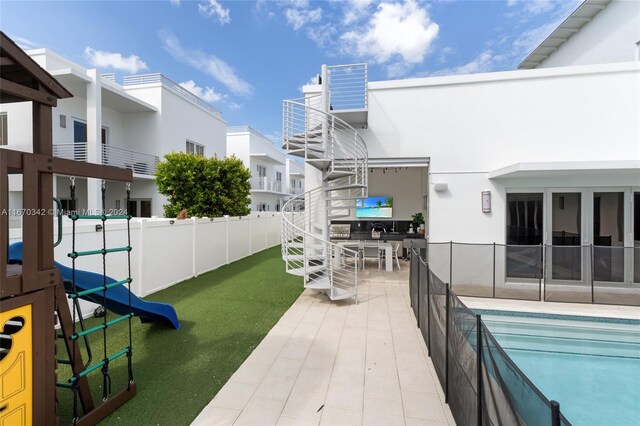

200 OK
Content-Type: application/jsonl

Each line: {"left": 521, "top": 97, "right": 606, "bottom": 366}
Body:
{"left": 287, "top": 0, "right": 639, "bottom": 292}
{"left": 1, "top": 49, "right": 227, "bottom": 218}
{"left": 226, "top": 126, "right": 304, "bottom": 212}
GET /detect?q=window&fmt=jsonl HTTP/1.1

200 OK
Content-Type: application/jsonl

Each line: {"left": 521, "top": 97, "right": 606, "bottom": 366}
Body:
{"left": 256, "top": 202, "right": 267, "bottom": 212}
{"left": 0, "top": 113, "right": 7, "bottom": 145}
{"left": 186, "top": 140, "right": 204, "bottom": 156}
{"left": 276, "top": 171, "right": 282, "bottom": 182}
{"left": 256, "top": 165, "right": 266, "bottom": 177}
{"left": 506, "top": 193, "right": 543, "bottom": 279}
{"left": 127, "top": 199, "right": 152, "bottom": 218}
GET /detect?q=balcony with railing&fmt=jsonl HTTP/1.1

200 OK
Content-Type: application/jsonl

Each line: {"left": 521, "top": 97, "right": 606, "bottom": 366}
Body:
{"left": 288, "top": 186, "right": 303, "bottom": 196}
{"left": 123, "top": 74, "right": 224, "bottom": 120}
{"left": 53, "top": 143, "right": 160, "bottom": 176}
{"left": 251, "top": 177, "right": 283, "bottom": 194}
{"left": 327, "top": 63, "right": 368, "bottom": 128}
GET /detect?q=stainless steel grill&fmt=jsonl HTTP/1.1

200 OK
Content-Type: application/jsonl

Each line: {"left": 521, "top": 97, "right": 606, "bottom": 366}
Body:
{"left": 329, "top": 224, "right": 351, "bottom": 239}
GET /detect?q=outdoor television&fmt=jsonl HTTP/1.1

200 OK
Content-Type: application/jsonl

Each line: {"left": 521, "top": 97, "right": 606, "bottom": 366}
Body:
{"left": 355, "top": 196, "right": 393, "bottom": 218}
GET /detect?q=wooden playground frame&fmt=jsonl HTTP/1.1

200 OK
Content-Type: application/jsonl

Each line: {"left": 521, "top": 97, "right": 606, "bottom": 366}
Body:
{"left": 1, "top": 32, "right": 135, "bottom": 425}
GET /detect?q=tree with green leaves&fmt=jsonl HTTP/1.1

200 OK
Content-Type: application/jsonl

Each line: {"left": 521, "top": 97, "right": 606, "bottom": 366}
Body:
{"left": 155, "top": 152, "right": 251, "bottom": 218}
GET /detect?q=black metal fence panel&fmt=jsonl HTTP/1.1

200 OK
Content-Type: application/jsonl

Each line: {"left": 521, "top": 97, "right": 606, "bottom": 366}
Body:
{"left": 447, "top": 292, "right": 478, "bottom": 426}
{"left": 422, "top": 242, "right": 639, "bottom": 307}
{"left": 481, "top": 323, "right": 552, "bottom": 426}
{"left": 408, "top": 248, "right": 573, "bottom": 426}
{"left": 428, "top": 267, "right": 447, "bottom": 392}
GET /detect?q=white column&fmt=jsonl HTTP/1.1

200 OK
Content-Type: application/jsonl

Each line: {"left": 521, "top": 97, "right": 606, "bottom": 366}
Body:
{"left": 86, "top": 69, "right": 102, "bottom": 212}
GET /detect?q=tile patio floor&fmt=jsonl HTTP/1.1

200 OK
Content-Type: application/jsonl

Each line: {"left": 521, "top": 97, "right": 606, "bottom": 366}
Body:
{"left": 192, "top": 263, "right": 454, "bottom": 426}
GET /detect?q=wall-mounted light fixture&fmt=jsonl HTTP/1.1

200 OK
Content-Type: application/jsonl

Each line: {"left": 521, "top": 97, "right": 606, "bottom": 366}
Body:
{"left": 60, "top": 114, "right": 67, "bottom": 128}
{"left": 482, "top": 191, "right": 491, "bottom": 213}
{"left": 433, "top": 182, "right": 448, "bottom": 192}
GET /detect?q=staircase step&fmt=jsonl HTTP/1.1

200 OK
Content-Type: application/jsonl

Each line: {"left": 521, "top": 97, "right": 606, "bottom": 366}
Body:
{"left": 306, "top": 159, "right": 332, "bottom": 169}
{"left": 326, "top": 184, "right": 367, "bottom": 191}
{"left": 305, "top": 277, "right": 331, "bottom": 290}
{"left": 286, "top": 254, "right": 326, "bottom": 262}
{"left": 324, "top": 170, "right": 357, "bottom": 181}
{"left": 329, "top": 287, "right": 356, "bottom": 301}
{"left": 288, "top": 242, "right": 325, "bottom": 250}
{"left": 288, "top": 265, "right": 325, "bottom": 276}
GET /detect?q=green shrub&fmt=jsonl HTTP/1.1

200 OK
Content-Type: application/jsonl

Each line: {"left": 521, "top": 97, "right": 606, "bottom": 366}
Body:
{"left": 155, "top": 152, "right": 251, "bottom": 218}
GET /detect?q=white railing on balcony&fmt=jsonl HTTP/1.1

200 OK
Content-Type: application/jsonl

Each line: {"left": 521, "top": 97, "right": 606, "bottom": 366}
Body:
{"left": 288, "top": 187, "right": 303, "bottom": 195}
{"left": 123, "top": 73, "right": 224, "bottom": 120}
{"left": 327, "top": 64, "right": 368, "bottom": 111}
{"left": 102, "top": 145, "right": 160, "bottom": 176}
{"left": 53, "top": 142, "right": 88, "bottom": 162}
{"left": 102, "top": 73, "right": 116, "bottom": 82}
{"left": 53, "top": 143, "right": 159, "bottom": 176}
{"left": 251, "top": 177, "right": 283, "bottom": 193}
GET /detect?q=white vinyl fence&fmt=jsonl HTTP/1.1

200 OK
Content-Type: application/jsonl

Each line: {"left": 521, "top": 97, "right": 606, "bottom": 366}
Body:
{"left": 9, "top": 213, "right": 281, "bottom": 309}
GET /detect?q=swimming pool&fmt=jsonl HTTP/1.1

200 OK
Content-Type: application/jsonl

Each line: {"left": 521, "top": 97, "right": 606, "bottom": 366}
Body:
{"left": 478, "top": 310, "right": 640, "bottom": 426}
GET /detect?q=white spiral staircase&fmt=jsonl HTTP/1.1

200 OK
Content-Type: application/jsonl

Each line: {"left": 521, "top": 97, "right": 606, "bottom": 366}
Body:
{"left": 281, "top": 64, "right": 368, "bottom": 302}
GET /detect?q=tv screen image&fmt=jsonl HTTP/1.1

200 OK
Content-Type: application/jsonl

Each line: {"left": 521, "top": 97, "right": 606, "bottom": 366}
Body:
{"left": 355, "top": 196, "right": 393, "bottom": 218}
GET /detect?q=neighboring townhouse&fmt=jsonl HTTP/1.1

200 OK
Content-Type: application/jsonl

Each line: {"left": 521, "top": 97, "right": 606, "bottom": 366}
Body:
{"left": 284, "top": 0, "right": 639, "bottom": 295}
{"left": 1, "top": 49, "right": 227, "bottom": 219}
{"left": 226, "top": 126, "right": 304, "bottom": 212}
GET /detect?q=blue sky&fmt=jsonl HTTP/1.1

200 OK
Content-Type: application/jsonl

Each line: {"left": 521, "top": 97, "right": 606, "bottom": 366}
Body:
{"left": 1, "top": 0, "right": 581, "bottom": 144}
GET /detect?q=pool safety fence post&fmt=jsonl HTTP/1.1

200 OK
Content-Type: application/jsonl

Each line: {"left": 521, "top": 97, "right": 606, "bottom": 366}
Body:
{"left": 449, "top": 241, "right": 453, "bottom": 289}
{"left": 590, "top": 244, "right": 595, "bottom": 304}
{"left": 476, "top": 314, "right": 482, "bottom": 426}
{"left": 538, "top": 244, "right": 543, "bottom": 301}
{"left": 543, "top": 245, "right": 547, "bottom": 302}
{"left": 426, "top": 259, "right": 431, "bottom": 355}
{"left": 492, "top": 243, "right": 496, "bottom": 298}
{"left": 551, "top": 400, "right": 560, "bottom": 426}
{"left": 416, "top": 251, "right": 421, "bottom": 328}
{"left": 445, "top": 285, "right": 450, "bottom": 403}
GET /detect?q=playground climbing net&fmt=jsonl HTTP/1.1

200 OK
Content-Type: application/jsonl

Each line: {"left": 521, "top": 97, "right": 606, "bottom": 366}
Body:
{"left": 57, "top": 177, "right": 135, "bottom": 423}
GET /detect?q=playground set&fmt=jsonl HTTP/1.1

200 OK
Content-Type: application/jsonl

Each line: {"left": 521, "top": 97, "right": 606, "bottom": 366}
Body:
{"left": 0, "top": 32, "right": 179, "bottom": 425}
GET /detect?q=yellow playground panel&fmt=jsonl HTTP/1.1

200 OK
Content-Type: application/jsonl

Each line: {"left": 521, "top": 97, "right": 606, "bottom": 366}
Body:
{"left": 0, "top": 304, "right": 33, "bottom": 426}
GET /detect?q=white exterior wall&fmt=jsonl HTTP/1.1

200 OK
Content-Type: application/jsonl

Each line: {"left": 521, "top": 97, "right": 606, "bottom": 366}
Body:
{"left": 538, "top": 0, "right": 640, "bottom": 68}
{"left": 355, "top": 63, "right": 640, "bottom": 243}
{"left": 227, "top": 129, "right": 291, "bottom": 211}
{"left": 2, "top": 49, "right": 228, "bottom": 218}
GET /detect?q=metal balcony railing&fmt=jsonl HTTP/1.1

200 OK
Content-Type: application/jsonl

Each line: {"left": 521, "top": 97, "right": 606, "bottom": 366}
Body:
{"left": 53, "top": 142, "right": 87, "bottom": 162}
{"left": 327, "top": 64, "right": 368, "bottom": 111}
{"left": 288, "top": 187, "right": 303, "bottom": 195}
{"left": 102, "top": 144, "right": 159, "bottom": 176}
{"left": 123, "top": 74, "right": 223, "bottom": 120}
{"left": 53, "top": 143, "right": 159, "bottom": 176}
{"left": 251, "top": 177, "right": 283, "bottom": 193}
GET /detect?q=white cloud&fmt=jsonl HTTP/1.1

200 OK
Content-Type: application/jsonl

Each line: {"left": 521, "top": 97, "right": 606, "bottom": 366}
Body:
{"left": 340, "top": 0, "right": 439, "bottom": 70}
{"left": 306, "top": 23, "right": 338, "bottom": 49}
{"left": 423, "top": 50, "right": 506, "bottom": 77}
{"left": 160, "top": 31, "right": 253, "bottom": 96}
{"left": 179, "top": 80, "right": 225, "bottom": 103}
{"left": 343, "top": 0, "right": 374, "bottom": 25}
{"left": 285, "top": 7, "right": 322, "bottom": 30}
{"left": 12, "top": 36, "right": 40, "bottom": 50}
{"left": 228, "top": 102, "right": 243, "bottom": 110}
{"left": 169, "top": 0, "right": 181, "bottom": 6}
{"left": 199, "top": 0, "right": 231, "bottom": 25}
{"left": 84, "top": 47, "right": 148, "bottom": 74}
{"left": 507, "top": 0, "right": 554, "bottom": 15}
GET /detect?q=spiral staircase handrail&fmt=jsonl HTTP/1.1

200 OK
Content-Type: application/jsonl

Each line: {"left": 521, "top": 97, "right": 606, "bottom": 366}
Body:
{"left": 281, "top": 96, "right": 368, "bottom": 301}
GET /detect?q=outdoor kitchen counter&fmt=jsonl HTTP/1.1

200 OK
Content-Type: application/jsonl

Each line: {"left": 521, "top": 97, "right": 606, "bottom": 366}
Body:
{"left": 349, "top": 231, "right": 425, "bottom": 241}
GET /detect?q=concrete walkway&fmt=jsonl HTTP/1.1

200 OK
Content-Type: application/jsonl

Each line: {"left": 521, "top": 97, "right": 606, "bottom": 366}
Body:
{"left": 192, "top": 265, "right": 454, "bottom": 426}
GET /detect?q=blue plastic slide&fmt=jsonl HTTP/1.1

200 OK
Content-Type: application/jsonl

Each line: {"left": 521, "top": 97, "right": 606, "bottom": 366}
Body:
{"left": 8, "top": 242, "right": 180, "bottom": 330}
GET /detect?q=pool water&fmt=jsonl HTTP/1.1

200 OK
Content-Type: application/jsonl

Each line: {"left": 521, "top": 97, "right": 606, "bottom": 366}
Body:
{"left": 478, "top": 311, "right": 640, "bottom": 426}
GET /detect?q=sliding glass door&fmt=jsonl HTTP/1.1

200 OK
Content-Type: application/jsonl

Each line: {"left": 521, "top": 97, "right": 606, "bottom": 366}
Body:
{"left": 549, "top": 191, "right": 584, "bottom": 281}
{"left": 506, "top": 193, "right": 543, "bottom": 279}
{"left": 592, "top": 191, "right": 625, "bottom": 283}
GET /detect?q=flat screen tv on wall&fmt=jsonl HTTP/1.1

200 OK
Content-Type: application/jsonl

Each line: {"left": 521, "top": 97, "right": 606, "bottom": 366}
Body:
{"left": 355, "top": 196, "right": 393, "bottom": 218}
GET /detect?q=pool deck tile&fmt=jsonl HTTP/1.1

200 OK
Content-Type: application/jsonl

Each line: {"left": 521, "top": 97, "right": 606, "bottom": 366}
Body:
{"left": 192, "top": 263, "right": 455, "bottom": 426}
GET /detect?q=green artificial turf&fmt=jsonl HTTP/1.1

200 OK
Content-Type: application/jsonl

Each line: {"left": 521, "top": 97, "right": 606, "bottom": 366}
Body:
{"left": 56, "top": 246, "right": 303, "bottom": 425}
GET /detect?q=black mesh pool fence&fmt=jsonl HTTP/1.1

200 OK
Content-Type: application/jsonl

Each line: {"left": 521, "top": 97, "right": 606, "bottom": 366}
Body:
{"left": 425, "top": 242, "right": 639, "bottom": 307}
{"left": 409, "top": 249, "right": 571, "bottom": 426}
